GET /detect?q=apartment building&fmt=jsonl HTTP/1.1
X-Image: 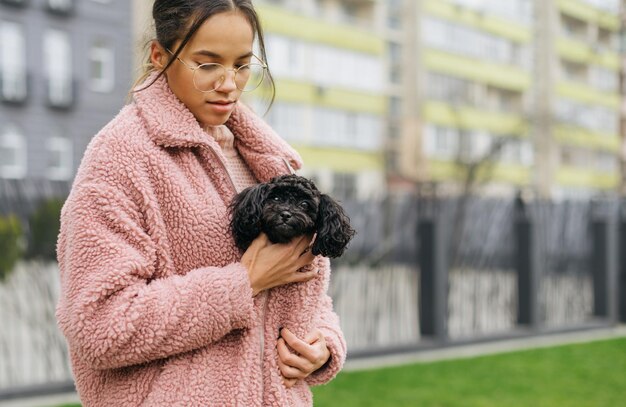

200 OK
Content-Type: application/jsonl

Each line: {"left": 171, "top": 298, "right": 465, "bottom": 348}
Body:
{"left": 0, "top": 0, "right": 132, "bottom": 182}
{"left": 548, "top": 0, "right": 621, "bottom": 198}
{"left": 387, "top": 0, "right": 622, "bottom": 199}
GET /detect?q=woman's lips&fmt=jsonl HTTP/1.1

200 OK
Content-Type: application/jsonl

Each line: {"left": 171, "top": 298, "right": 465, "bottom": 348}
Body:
{"left": 207, "top": 101, "right": 235, "bottom": 113}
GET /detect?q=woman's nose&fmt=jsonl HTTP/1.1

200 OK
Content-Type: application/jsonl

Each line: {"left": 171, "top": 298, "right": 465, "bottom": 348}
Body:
{"left": 216, "top": 70, "right": 238, "bottom": 93}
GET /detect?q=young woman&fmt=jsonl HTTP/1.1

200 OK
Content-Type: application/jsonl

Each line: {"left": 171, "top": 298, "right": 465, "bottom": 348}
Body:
{"left": 55, "top": 1, "right": 346, "bottom": 405}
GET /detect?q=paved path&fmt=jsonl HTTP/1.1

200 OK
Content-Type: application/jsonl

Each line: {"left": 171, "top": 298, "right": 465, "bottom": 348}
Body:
{"left": 345, "top": 324, "right": 626, "bottom": 372}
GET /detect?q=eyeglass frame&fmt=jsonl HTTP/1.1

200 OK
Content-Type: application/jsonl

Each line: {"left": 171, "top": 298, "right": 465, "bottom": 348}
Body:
{"left": 166, "top": 48, "right": 268, "bottom": 93}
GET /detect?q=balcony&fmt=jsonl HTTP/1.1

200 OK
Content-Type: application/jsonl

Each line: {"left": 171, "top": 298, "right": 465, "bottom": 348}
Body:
{"left": 0, "top": 71, "right": 29, "bottom": 105}
{"left": 45, "top": 77, "right": 77, "bottom": 110}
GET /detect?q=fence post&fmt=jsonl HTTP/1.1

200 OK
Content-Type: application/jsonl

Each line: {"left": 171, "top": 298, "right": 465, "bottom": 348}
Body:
{"left": 591, "top": 214, "right": 618, "bottom": 322}
{"left": 515, "top": 197, "right": 539, "bottom": 328}
{"left": 418, "top": 215, "right": 448, "bottom": 342}
{"left": 620, "top": 202, "right": 626, "bottom": 323}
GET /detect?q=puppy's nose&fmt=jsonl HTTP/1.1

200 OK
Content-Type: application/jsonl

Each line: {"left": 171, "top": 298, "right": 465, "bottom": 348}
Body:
{"left": 280, "top": 211, "right": 292, "bottom": 221}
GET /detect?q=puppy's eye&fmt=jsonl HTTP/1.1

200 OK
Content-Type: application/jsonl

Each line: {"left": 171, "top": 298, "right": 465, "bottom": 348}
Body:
{"left": 299, "top": 201, "right": 309, "bottom": 210}
{"left": 272, "top": 196, "right": 281, "bottom": 202}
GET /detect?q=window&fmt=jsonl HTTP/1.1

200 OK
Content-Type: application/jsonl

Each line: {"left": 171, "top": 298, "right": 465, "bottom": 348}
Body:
{"left": 499, "top": 139, "right": 534, "bottom": 166}
{"left": 389, "top": 96, "right": 402, "bottom": 118}
{"left": 560, "top": 60, "right": 588, "bottom": 83}
{"left": 388, "top": 42, "right": 402, "bottom": 84}
{"left": 597, "top": 27, "right": 616, "bottom": 51}
{"left": 46, "top": 132, "right": 73, "bottom": 180}
{"left": 596, "top": 152, "right": 618, "bottom": 173}
{"left": 266, "top": 35, "right": 382, "bottom": 93}
{"left": 388, "top": 123, "right": 400, "bottom": 140}
{"left": 560, "top": 14, "right": 588, "bottom": 42}
{"left": 265, "top": 35, "right": 306, "bottom": 80}
{"left": 447, "top": 0, "right": 533, "bottom": 23}
{"left": 44, "top": 29, "right": 73, "bottom": 107}
{"left": 560, "top": 146, "right": 592, "bottom": 168}
{"left": 313, "top": 107, "right": 382, "bottom": 150}
{"left": 423, "top": 125, "right": 459, "bottom": 160}
{"left": 582, "top": 0, "right": 619, "bottom": 13}
{"left": 589, "top": 66, "right": 618, "bottom": 92}
{"left": 427, "top": 72, "right": 523, "bottom": 113}
{"left": 387, "top": 0, "right": 402, "bottom": 29}
{"left": 266, "top": 102, "right": 306, "bottom": 143}
{"left": 556, "top": 98, "right": 618, "bottom": 133}
{"left": 0, "top": 125, "right": 27, "bottom": 179}
{"left": 89, "top": 41, "right": 115, "bottom": 92}
{"left": 332, "top": 172, "right": 357, "bottom": 200}
{"left": 0, "top": 21, "right": 27, "bottom": 103}
{"left": 311, "top": 43, "right": 382, "bottom": 92}
{"left": 422, "top": 17, "right": 527, "bottom": 67}
{"left": 468, "top": 131, "right": 493, "bottom": 161}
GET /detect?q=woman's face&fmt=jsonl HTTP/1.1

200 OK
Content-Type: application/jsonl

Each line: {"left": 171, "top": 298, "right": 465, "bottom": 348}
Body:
{"left": 152, "top": 11, "right": 255, "bottom": 127}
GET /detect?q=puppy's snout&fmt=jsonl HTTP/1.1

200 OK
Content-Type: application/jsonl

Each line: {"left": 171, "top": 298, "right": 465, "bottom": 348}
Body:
{"left": 280, "top": 211, "right": 292, "bottom": 221}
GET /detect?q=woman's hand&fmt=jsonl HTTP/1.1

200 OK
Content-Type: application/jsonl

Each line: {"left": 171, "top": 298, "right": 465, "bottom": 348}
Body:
{"left": 277, "top": 328, "right": 331, "bottom": 388}
{"left": 241, "top": 233, "right": 317, "bottom": 296}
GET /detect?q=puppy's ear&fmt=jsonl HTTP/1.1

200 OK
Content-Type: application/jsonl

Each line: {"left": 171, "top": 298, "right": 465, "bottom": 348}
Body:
{"left": 311, "top": 194, "right": 356, "bottom": 258}
{"left": 229, "top": 184, "right": 271, "bottom": 252}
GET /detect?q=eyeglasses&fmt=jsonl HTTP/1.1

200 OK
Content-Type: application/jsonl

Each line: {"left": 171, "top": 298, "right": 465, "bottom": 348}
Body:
{"left": 167, "top": 49, "right": 267, "bottom": 93}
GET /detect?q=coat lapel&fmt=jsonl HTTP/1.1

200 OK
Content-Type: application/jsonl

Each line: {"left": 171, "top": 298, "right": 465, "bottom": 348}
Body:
{"left": 132, "top": 72, "right": 303, "bottom": 183}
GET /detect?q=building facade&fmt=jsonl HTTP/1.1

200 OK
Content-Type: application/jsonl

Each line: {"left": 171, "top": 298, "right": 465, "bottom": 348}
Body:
{"left": 387, "top": 0, "right": 622, "bottom": 199}
{"left": 0, "top": 0, "right": 133, "bottom": 182}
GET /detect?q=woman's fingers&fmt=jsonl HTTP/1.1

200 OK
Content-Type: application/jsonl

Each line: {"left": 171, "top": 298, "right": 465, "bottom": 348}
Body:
{"left": 289, "top": 269, "right": 317, "bottom": 284}
{"left": 304, "top": 329, "right": 324, "bottom": 345}
{"left": 277, "top": 338, "right": 314, "bottom": 373}
{"left": 280, "top": 329, "right": 316, "bottom": 362}
{"left": 283, "top": 377, "right": 298, "bottom": 388}
{"left": 250, "top": 232, "right": 269, "bottom": 249}
{"left": 277, "top": 351, "right": 307, "bottom": 380}
{"left": 281, "top": 328, "right": 330, "bottom": 368}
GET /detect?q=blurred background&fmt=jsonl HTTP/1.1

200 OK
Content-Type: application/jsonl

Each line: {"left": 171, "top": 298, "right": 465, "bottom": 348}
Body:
{"left": 1, "top": 0, "right": 626, "bottom": 405}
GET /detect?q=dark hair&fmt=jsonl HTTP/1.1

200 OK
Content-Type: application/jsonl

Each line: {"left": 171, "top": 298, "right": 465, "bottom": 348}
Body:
{"left": 132, "top": 0, "right": 275, "bottom": 110}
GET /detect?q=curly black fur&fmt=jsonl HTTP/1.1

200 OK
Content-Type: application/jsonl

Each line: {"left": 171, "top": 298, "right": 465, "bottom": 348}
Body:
{"left": 229, "top": 174, "right": 355, "bottom": 258}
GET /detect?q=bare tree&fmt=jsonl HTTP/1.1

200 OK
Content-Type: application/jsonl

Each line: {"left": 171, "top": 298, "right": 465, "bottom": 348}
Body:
{"left": 449, "top": 134, "right": 514, "bottom": 267}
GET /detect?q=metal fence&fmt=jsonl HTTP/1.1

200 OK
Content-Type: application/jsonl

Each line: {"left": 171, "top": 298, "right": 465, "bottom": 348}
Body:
{"left": 1, "top": 181, "right": 625, "bottom": 400}
{"left": 332, "top": 194, "right": 624, "bottom": 357}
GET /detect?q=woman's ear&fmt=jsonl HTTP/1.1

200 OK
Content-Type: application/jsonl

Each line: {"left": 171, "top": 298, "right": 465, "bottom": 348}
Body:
{"left": 229, "top": 184, "right": 271, "bottom": 252}
{"left": 150, "top": 40, "right": 168, "bottom": 70}
{"left": 311, "top": 194, "right": 356, "bottom": 258}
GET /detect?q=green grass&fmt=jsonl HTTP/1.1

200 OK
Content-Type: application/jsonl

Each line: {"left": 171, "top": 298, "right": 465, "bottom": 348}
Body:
{"left": 55, "top": 338, "right": 626, "bottom": 407}
{"left": 311, "top": 338, "right": 626, "bottom": 407}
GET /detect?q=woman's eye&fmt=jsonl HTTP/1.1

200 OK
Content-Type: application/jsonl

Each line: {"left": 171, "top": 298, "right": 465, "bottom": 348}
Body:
{"left": 198, "top": 64, "right": 220, "bottom": 72}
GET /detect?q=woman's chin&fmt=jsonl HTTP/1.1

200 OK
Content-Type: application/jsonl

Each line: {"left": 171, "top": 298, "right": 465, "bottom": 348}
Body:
{"left": 199, "top": 112, "right": 232, "bottom": 127}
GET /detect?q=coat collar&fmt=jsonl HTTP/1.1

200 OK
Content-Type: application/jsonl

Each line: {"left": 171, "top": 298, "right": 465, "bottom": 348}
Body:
{"left": 132, "top": 72, "right": 303, "bottom": 182}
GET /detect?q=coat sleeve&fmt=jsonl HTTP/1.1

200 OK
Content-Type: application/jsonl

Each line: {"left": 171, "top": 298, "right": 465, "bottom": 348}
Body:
{"left": 304, "top": 258, "right": 347, "bottom": 386}
{"left": 55, "top": 181, "right": 255, "bottom": 371}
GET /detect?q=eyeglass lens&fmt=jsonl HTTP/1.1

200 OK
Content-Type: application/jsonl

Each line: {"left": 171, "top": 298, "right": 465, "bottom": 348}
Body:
{"left": 193, "top": 63, "right": 266, "bottom": 92}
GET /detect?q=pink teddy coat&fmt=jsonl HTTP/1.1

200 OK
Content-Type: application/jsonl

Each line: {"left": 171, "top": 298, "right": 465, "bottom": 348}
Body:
{"left": 55, "top": 73, "right": 346, "bottom": 406}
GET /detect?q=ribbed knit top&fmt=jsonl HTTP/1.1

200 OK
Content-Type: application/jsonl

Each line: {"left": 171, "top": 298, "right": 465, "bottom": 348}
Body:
{"left": 204, "top": 125, "right": 258, "bottom": 192}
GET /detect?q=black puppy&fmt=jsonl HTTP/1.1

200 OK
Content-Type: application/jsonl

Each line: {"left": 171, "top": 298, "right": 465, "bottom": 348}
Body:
{"left": 229, "top": 174, "right": 355, "bottom": 258}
